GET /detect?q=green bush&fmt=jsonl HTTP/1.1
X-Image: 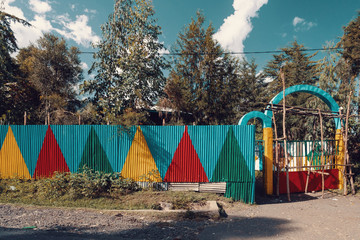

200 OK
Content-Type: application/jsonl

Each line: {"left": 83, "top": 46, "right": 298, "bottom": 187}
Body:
{"left": 0, "top": 168, "right": 141, "bottom": 201}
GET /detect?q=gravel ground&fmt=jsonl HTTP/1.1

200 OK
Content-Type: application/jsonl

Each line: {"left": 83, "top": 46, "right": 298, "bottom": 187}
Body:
{"left": 1, "top": 191, "right": 360, "bottom": 240}
{"left": 0, "top": 204, "right": 216, "bottom": 240}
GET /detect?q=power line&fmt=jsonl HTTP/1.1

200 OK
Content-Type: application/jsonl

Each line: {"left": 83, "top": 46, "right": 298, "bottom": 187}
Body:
{"left": 79, "top": 47, "right": 343, "bottom": 56}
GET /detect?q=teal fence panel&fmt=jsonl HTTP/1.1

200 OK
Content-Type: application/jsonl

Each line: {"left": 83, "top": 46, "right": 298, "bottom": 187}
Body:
{"left": 0, "top": 125, "right": 8, "bottom": 149}
{"left": 51, "top": 125, "right": 92, "bottom": 172}
{"left": 11, "top": 125, "right": 48, "bottom": 176}
{"left": 187, "top": 125, "right": 231, "bottom": 181}
{"left": 93, "top": 125, "right": 136, "bottom": 172}
{"left": 141, "top": 126, "right": 184, "bottom": 179}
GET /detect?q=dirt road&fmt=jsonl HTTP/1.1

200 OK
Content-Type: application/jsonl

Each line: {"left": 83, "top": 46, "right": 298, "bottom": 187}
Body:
{"left": 0, "top": 191, "right": 359, "bottom": 240}
{"left": 201, "top": 192, "right": 360, "bottom": 240}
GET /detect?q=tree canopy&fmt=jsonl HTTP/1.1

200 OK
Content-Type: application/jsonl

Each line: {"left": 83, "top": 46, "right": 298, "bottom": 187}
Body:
{"left": 0, "top": 10, "right": 30, "bottom": 122}
{"left": 82, "top": 0, "right": 168, "bottom": 124}
{"left": 164, "top": 12, "right": 250, "bottom": 125}
{"left": 17, "top": 33, "right": 83, "bottom": 124}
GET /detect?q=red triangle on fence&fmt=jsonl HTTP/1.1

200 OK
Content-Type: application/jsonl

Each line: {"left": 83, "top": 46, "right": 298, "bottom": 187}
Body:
{"left": 33, "top": 126, "right": 69, "bottom": 178}
{"left": 164, "top": 126, "right": 208, "bottom": 182}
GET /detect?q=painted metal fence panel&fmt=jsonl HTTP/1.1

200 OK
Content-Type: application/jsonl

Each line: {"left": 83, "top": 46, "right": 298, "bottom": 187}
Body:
{"left": 141, "top": 125, "right": 184, "bottom": 180}
{"left": 275, "top": 140, "right": 339, "bottom": 171}
{"left": 0, "top": 126, "right": 31, "bottom": 178}
{"left": 274, "top": 140, "right": 340, "bottom": 193}
{"left": 11, "top": 125, "right": 48, "bottom": 176}
{"left": 0, "top": 125, "right": 255, "bottom": 203}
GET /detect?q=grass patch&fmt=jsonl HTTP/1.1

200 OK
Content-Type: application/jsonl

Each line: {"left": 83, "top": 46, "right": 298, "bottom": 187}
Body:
{"left": 0, "top": 171, "right": 232, "bottom": 210}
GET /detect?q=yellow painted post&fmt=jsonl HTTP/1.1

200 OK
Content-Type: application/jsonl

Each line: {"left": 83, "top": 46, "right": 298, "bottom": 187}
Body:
{"left": 335, "top": 129, "right": 344, "bottom": 190}
{"left": 263, "top": 127, "right": 273, "bottom": 195}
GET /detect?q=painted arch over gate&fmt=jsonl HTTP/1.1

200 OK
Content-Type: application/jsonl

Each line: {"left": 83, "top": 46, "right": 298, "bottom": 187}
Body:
{"left": 264, "top": 84, "right": 341, "bottom": 129}
{"left": 239, "top": 84, "right": 340, "bottom": 129}
{"left": 238, "top": 84, "right": 342, "bottom": 195}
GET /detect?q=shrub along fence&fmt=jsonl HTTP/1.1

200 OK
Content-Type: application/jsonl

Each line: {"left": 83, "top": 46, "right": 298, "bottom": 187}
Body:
{"left": 0, "top": 125, "right": 255, "bottom": 203}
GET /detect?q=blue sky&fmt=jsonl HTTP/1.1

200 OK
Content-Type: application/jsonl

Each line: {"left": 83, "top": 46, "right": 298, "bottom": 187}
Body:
{"left": 3, "top": 0, "right": 360, "bottom": 77}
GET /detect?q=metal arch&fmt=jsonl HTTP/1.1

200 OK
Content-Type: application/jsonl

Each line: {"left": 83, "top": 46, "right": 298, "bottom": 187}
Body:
{"left": 264, "top": 85, "right": 341, "bottom": 129}
{"left": 238, "top": 111, "right": 272, "bottom": 128}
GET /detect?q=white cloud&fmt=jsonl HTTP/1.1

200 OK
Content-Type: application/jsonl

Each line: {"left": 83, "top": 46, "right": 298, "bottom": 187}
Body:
{"left": 293, "top": 16, "right": 317, "bottom": 32}
{"left": 54, "top": 14, "right": 100, "bottom": 47}
{"left": 158, "top": 48, "right": 170, "bottom": 55}
{"left": 81, "top": 62, "right": 89, "bottom": 70}
{"left": 2, "top": 0, "right": 26, "bottom": 19}
{"left": 293, "top": 17, "right": 304, "bottom": 26}
{"left": 3, "top": 0, "right": 50, "bottom": 48}
{"left": 29, "top": 0, "right": 51, "bottom": 14}
{"left": 4, "top": 0, "right": 100, "bottom": 48}
{"left": 214, "top": 0, "right": 268, "bottom": 53}
{"left": 84, "top": 8, "right": 97, "bottom": 14}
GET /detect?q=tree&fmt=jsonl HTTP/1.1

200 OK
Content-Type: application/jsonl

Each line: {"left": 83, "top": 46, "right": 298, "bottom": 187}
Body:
{"left": 18, "top": 33, "right": 83, "bottom": 124}
{"left": 82, "top": 0, "right": 168, "bottom": 124}
{"left": 264, "top": 41, "right": 320, "bottom": 140}
{"left": 0, "top": 10, "right": 30, "bottom": 121}
{"left": 264, "top": 41, "right": 318, "bottom": 96}
{"left": 339, "top": 12, "right": 360, "bottom": 86}
{"left": 237, "top": 58, "right": 268, "bottom": 117}
{"left": 164, "top": 12, "right": 243, "bottom": 125}
{"left": 337, "top": 12, "right": 360, "bottom": 175}
{"left": 336, "top": 12, "right": 360, "bottom": 116}
{"left": 235, "top": 58, "right": 268, "bottom": 138}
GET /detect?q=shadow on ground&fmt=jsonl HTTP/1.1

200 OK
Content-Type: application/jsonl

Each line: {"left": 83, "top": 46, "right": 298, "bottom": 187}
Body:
{"left": 255, "top": 186, "right": 340, "bottom": 205}
{"left": 0, "top": 215, "right": 295, "bottom": 240}
{"left": 198, "top": 216, "right": 295, "bottom": 240}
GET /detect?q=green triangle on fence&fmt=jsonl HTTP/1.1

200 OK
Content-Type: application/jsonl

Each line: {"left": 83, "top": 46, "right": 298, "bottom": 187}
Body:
{"left": 212, "top": 127, "right": 252, "bottom": 183}
{"left": 78, "top": 127, "right": 113, "bottom": 173}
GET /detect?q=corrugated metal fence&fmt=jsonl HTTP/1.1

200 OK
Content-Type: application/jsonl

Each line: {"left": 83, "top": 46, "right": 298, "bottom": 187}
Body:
{"left": 0, "top": 125, "right": 255, "bottom": 203}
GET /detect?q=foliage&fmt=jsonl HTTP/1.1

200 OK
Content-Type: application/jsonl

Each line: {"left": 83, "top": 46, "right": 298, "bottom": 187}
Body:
{"left": 16, "top": 34, "right": 83, "bottom": 124}
{"left": 164, "top": 12, "right": 246, "bottom": 125}
{"left": 0, "top": 176, "right": 233, "bottom": 210}
{"left": 0, "top": 10, "right": 31, "bottom": 123}
{"left": 0, "top": 10, "right": 30, "bottom": 81}
{"left": 264, "top": 41, "right": 321, "bottom": 140}
{"left": 82, "top": 0, "right": 168, "bottom": 125}
{"left": 139, "top": 169, "right": 162, "bottom": 184}
{"left": 236, "top": 58, "right": 268, "bottom": 137}
{"left": 0, "top": 169, "right": 140, "bottom": 201}
{"left": 64, "top": 167, "right": 140, "bottom": 199}
{"left": 338, "top": 12, "right": 360, "bottom": 82}
{"left": 264, "top": 41, "right": 318, "bottom": 96}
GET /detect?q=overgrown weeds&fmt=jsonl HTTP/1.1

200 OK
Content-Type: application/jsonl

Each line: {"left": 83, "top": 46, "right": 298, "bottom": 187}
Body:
{"left": 0, "top": 167, "right": 141, "bottom": 203}
{"left": 0, "top": 169, "right": 232, "bottom": 210}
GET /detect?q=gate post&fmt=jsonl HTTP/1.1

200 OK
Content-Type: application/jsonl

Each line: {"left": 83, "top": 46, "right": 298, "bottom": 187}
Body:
{"left": 263, "top": 127, "right": 273, "bottom": 195}
{"left": 335, "top": 129, "right": 344, "bottom": 190}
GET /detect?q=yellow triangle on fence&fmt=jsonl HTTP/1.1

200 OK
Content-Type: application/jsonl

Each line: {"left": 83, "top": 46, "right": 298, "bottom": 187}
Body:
{"left": 121, "top": 126, "right": 161, "bottom": 182}
{"left": 0, "top": 126, "right": 31, "bottom": 179}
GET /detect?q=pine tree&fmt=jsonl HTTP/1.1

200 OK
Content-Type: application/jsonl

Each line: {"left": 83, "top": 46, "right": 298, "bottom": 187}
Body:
{"left": 237, "top": 58, "right": 267, "bottom": 117}
{"left": 264, "top": 41, "right": 320, "bottom": 140}
{"left": 339, "top": 12, "right": 360, "bottom": 86}
{"left": 0, "top": 10, "right": 30, "bottom": 122}
{"left": 164, "top": 12, "right": 243, "bottom": 125}
{"left": 337, "top": 12, "right": 360, "bottom": 171}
